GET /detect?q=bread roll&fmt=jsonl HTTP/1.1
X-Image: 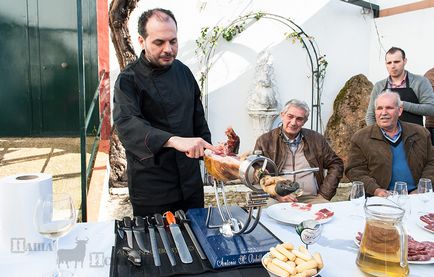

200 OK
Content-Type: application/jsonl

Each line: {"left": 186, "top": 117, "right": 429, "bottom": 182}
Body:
{"left": 313, "top": 252, "right": 323, "bottom": 269}
{"left": 270, "top": 247, "right": 288, "bottom": 261}
{"left": 276, "top": 244, "right": 296, "bottom": 261}
{"left": 266, "top": 262, "right": 290, "bottom": 277}
{"left": 296, "top": 260, "right": 318, "bottom": 273}
{"left": 272, "top": 258, "right": 296, "bottom": 275}
{"left": 292, "top": 249, "right": 312, "bottom": 261}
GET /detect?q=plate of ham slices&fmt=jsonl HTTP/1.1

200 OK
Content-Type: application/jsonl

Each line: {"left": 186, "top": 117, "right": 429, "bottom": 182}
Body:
{"left": 266, "top": 202, "right": 334, "bottom": 225}
{"left": 417, "top": 212, "right": 434, "bottom": 234}
{"left": 354, "top": 232, "right": 434, "bottom": 264}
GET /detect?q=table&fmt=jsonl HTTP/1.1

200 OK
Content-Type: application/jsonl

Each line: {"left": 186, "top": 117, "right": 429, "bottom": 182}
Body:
{"left": 259, "top": 195, "right": 433, "bottom": 277}
{"left": 0, "top": 196, "right": 432, "bottom": 276}
{"left": 0, "top": 221, "right": 114, "bottom": 277}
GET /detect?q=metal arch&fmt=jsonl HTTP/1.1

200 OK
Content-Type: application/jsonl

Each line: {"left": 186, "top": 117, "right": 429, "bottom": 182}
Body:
{"left": 200, "top": 12, "right": 324, "bottom": 132}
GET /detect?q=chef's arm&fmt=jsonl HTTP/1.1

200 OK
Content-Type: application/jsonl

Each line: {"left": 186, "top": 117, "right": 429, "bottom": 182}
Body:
{"left": 164, "top": 136, "right": 218, "bottom": 158}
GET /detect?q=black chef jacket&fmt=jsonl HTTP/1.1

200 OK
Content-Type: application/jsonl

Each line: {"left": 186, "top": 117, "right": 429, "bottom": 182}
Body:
{"left": 113, "top": 51, "right": 212, "bottom": 207}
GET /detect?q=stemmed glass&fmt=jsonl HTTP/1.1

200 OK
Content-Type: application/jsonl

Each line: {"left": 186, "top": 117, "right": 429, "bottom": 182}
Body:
{"left": 349, "top": 181, "right": 365, "bottom": 218}
{"left": 393, "top": 181, "right": 410, "bottom": 219}
{"left": 34, "top": 193, "right": 76, "bottom": 277}
{"left": 417, "top": 178, "right": 433, "bottom": 212}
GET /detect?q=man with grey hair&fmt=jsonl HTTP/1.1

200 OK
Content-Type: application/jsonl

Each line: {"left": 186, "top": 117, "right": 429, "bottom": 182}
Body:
{"left": 347, "top": 91, "right": 434, "bottom": 197}
{"left": 254, "top": 99, "right": 344, "bottom": 204}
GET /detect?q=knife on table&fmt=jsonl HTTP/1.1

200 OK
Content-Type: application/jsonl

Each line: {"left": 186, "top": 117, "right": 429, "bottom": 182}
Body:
{"left": 164, "top": 211, "right": 193, "bottom": 264}
{"left": 154, "top": 213, "right": 177, "bottom": 266}
{"left": 144, "top": 216, "right": 161, "bottom": 266}
{"left": 116, "top": 220, "right": 125, "bottom": 240}
{"left": 133, "top": 217, "right": 150, "bottom": 254}
{"left": 175, "top": 210, "right": 207, "bottom": 260}
{"left": 123, "top": 217, "right": 134, "bottom": 249}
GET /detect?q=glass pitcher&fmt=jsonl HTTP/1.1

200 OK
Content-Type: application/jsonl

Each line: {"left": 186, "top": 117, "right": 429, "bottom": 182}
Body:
{"left": 356, "top": 197, "right": 409, "bottom": 277}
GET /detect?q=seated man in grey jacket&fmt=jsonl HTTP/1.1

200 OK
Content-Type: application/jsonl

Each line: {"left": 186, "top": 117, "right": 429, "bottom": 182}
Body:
{"left": 254, "top": 99, "right": 344, "bottom": 204}
{"left": 365, "top": 47, "right": 434, "bottom": 126}
{"left": 347, "top": 91, "right": 434, "bottom": 197}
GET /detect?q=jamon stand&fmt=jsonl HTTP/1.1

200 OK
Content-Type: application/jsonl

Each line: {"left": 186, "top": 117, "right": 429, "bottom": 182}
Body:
{"left": 205, "top": 152, "right": 277, "bottom": 237}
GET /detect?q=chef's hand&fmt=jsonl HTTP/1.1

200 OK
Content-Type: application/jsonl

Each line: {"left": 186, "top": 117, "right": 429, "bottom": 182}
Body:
{"left": 275, "top": 193, "right": 298, "bottom": 203}
{"left": 164, "top": 136, "right": 219, "bottom": 158}
{"left": 374, "top": 188, "right": 390, "bottom": 197}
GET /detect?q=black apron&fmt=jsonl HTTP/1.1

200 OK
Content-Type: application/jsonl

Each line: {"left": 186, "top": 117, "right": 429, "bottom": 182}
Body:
{"left": 384, "top": 74, "right": 423, "bottom": 125}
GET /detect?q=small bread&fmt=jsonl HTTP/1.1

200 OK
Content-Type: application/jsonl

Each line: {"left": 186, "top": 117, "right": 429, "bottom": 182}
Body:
{"left": 263, "top": 256, "right": 272, "bottom": 266}
{"left": 266, "top": 262, "right": 290, "bottom": 277}
{"left": 298, "top": 245, "right": 309, "bottom": 255}
{"left": 282, "top": 242, "right": 294, "bottom": 250}
{"left": 270, "top": 247, "right": 288, "bottom": 261}
{"left": 272, "top": 258, "right": 296, "bottom": 275}
{"left": 294, "top": 257, "right": 305, "bottom": 265}
{"left": 276, "top": 244, "right": 296, "bottom": 261}
{"left": 296, "top": 260, "right": 318, "bottom": 273}
{"left": 292, "top": 249, "right": 312, "bottom": 261}
{"left": 313, "top": 252, "right": 323, "bottom": 269}
{"left": 302, "top": 268, "right": 318, "bottom": 277}
{"left": 286, "top": 260, "right": 296, "bottom": 268}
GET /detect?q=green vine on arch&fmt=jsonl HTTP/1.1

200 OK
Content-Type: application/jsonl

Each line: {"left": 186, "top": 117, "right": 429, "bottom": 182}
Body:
{"left": 195, "top": 11, "right": 327, "bottom": 131}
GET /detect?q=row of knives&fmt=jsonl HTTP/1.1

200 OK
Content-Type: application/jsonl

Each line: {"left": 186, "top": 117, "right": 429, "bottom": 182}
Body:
{"left": 117, "top": 210, "right": 206, "bottom": 267}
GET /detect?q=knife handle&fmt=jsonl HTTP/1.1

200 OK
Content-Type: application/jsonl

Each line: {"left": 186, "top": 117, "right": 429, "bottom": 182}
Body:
{"left": 164, "top": 211, "right": 176, "bottom": 225}
{"left": 123, "top": 216, "right": 132, "bottom": 228}
{"left": 135, "top": 216, "right": 144, "bottom": 227}
{"left": 154, "top": 213, "right": 165, "bottom": 227}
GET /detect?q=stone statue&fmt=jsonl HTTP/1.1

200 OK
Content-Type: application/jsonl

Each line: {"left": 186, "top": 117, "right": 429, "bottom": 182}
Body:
{"left": 247, "top": 51, "right": 279, "bottom": 137}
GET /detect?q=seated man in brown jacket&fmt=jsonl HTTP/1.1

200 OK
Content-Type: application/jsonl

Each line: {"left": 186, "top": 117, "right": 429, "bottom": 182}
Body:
{"left": 346, "top": 91, "right": 434, "bottom": 197}
{"left": 254, "top": 99, "right": 344, "bottom": 204}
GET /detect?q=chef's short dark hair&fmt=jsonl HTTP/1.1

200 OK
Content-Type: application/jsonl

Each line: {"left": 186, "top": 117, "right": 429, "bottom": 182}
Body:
{"left": 386, "top": 47, "right": 406, "bottom": 60}
{"left": 138, "top": 8, "right": 177, "bottom": 38}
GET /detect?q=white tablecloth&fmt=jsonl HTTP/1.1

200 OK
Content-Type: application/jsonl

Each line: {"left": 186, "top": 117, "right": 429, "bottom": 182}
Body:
{"left": 0, "top": 221, "right": 114, "bottom": 277}
{"left": 259, "top": 195, "right": 433, "bottom": 277}
{"left": 0, "top": 196, "right": 432, "bottom": 276}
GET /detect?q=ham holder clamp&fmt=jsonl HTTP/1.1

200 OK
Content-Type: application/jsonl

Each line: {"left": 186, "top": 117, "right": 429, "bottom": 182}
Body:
{"left": 203, "top": 127, "right": 319, "bottom": 238}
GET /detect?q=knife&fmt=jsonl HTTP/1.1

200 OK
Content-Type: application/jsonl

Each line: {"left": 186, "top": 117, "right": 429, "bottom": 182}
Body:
{"left": 133, "top": 217, "right": 149, "bottom": 254}
{"left": 164, "top": 211, "right": 193, "bottom": 264}
{"left": 175, "top": 210, "right": 207, "bottom": 260}
{"left": 154, "top": 213, "right": 177, "bottom": 266}
{"left": 116, "top": 220, "right": 124, "bottom": 240}
{"left": 123, "top": 217, "right": 134, "bottom": 249}
{"left": 144, "top": 216, "right": 161, "bottom": 266}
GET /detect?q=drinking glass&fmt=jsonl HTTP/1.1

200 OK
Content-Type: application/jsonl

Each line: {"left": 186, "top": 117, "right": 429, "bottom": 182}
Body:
{"left": 349, "top": 181, "right": 365, "bottom": 218}
{"left": 393, "top": 181, "right": 410, "bottom": 218}
{"left": 417, "top": 178, "right": 433, "bottom": 211}
{"left": 34, "top": 193, "right": 76, "bottom": 277}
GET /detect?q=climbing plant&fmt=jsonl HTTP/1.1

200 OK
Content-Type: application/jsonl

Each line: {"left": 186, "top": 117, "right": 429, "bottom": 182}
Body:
{"left": 195, "top": 11, "right": 327, "bottom": 132}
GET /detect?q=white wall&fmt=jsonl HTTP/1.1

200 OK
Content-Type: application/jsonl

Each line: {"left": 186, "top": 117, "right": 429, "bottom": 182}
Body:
{"left": 110, "top": 0, "right": 434, "bottom": 153}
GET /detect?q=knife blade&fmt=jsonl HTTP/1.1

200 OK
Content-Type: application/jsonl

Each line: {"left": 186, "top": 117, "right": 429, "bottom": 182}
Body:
{"left": 123, "top": 216, "right": 134, "bottom": 249}
{"left": 116, "top": 220, "right": 124, "bottom": 239}
{"left": 145, "top": 216, "right": 161, "bottom": 266}
{"left": 175, "top": 210, "right": 207, "bottom": 260}
{"left": 133, "top": 217, "right": 149, "bottom": 254}
{"left": 164, "top": 211, "right": 193, "bottom": 264}
{"left": 154, "top": 213, "right": 177, "bottom": 266}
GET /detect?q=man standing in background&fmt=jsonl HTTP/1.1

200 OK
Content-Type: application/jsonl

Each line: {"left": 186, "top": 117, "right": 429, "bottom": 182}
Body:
{"left": 365, "top": 47, "right": 434, "bottom": 126}
{"left": 424, "top": 67, "right": 434, "bottom": 145}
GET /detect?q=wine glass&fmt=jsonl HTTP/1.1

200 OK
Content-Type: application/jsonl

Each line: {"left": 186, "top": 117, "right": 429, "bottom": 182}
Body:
{"left": 34, "top": 193, "right": 76, "bottom": 277}
{"left": 393, "top": 181, "right": 410, "bottom": 218}
{"left": 349, "top": 181, "right": 365, "bottom": 218}
{"left": 417, "top": 178, "right": 433, "bottom": 211}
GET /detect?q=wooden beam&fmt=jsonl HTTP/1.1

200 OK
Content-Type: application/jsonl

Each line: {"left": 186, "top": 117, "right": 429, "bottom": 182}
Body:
{"left": 379, "top": 0, "right": 434, "bottom": 17}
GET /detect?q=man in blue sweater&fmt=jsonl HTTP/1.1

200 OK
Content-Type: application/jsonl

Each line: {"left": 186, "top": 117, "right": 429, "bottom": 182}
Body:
{"left": 346, "top": 91, "right": 434, "bottom": 197}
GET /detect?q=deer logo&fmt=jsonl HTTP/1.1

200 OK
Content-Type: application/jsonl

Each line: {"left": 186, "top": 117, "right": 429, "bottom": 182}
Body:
{"left": 57, "top": 237, "right": 89, "bottom": 268}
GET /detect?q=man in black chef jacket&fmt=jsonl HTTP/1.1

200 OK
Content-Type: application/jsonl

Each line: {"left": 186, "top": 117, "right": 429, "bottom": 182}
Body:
{"left": 113, "top": 8, "right": 218, "bottom": 216}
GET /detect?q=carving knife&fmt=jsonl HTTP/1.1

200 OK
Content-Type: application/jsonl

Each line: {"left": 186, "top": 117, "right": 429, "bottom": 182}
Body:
{"left": 164, "top": 211, "right": 193, "bottom": 264}
{"left": 175, "top": 210, "right": 207, "bottom": 260}
{"left": 133, "top": 217, "right": 150, "bottom": 254}
{"left": 154, "top": 213, "right": 177, "bottom": 266}
{"left": 123, "top": 217, "right": 134, "bottom": 249}
{"left": 145, "top": 216, "right": 161, "bottom": 266}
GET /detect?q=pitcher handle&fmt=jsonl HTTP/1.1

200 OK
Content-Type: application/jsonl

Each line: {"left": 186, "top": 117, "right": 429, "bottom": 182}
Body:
{"left": 395, "top": 222, "right": 408, "bottom": 268}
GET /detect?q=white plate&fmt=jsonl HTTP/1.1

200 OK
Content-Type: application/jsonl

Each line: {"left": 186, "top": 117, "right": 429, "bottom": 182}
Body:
{"left": 266, "top": 203, "right": 334, "bottom": 225}
{"left": 262, "top": 252, "right": 323, "bottom": 276}
{"left": 416, "top": 213, "right": 434, "bottom": 234}
{"left": 353, "top": 233, "right": 434, "bottom": 264}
